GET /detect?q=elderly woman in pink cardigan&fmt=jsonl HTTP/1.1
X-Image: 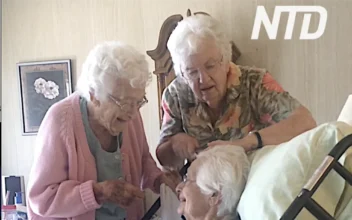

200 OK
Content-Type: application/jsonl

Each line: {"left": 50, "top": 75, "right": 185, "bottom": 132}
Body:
{"left": 27, "top": 41, "right": 179, "bottom": 220}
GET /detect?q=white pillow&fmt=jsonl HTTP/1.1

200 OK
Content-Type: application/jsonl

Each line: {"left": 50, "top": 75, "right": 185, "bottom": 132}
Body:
{"left": 160, "top": 184, "right": 181, "bottom": 220}
{"left": 337, "top": 95, "right": 352, "bottom": 126}
{"left": 237, "top": 121, "right": 352, "bottom": 220}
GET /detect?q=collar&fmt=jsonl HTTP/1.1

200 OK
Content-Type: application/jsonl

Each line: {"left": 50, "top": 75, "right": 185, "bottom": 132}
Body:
{"left": 192, "top": 62, "right": 242, "bottom": 127}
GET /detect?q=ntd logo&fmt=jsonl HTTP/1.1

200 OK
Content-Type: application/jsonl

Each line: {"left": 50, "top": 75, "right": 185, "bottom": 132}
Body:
{"left": 251, "top": 6, "right": 328, "bottom": 40}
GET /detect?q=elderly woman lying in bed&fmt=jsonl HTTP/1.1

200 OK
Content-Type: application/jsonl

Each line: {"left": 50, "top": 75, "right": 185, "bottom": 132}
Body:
{"left": 176, "top": 145, "right": 250, "bottom": 220}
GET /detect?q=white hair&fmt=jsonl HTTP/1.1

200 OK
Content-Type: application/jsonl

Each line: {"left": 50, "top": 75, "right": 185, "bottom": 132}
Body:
{"left": 76, "top": 41, "right": 151, "bottom": 101}
{"left": 196, "top": 145, "right": 250, "bottom": 217}
{"left": 167, "top": 14, "right": 232, "bottom": 76}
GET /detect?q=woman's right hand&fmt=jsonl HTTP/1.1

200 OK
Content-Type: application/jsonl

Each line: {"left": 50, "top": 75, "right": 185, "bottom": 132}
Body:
{"left": 170, "top": 133, "right": 200, "bottom": 161}
{"left": 93, "top": 180, "right": 144, "bottom": 208}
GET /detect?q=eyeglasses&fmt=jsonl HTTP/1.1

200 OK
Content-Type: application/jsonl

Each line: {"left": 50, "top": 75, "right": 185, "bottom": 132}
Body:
{"left": 182, "top": 55, "right": 223, "bottom": 81}
{"left": 108, "top": 94, "right": 148, "bottom": 112}
{"left": 182, "top": 174, "right": 196, "bottom": 184}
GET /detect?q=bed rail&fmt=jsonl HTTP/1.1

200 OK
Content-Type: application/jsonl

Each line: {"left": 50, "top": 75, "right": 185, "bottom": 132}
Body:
{"left": 142, "top": 134, "right": 352, "bottom": 220}
{"left": 141, "top": 162, "right": 190, "bottom": 220}
{"left": 280, "top": 133, "right": 352, "bottom": 220}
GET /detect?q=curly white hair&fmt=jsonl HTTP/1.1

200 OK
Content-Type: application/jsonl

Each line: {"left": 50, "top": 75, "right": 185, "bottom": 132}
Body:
{"left": 196, "top": 145, "right": 250, "bottom": 217}
{"left": 76, "top": 41, "right": 151, "bottom": 101}
{"left": 167, "top": 14, "right": 232, "bottom": 76}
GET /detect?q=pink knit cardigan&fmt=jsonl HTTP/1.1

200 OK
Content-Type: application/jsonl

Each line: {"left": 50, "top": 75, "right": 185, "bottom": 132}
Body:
{"left": 27, "top": 93, "right": 163, "bottom": 220}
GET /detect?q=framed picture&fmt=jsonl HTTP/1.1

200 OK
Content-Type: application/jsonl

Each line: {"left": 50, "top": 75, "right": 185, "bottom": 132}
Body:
{"left": 17, "top": 60, "right": 72, "bottom": 135}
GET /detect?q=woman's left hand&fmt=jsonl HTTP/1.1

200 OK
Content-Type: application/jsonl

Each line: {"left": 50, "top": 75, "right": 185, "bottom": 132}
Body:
{"left": 207, "top": 137, "right": 255, "bottom": 152}
{"left": 155, "top": 171, "right": 182, "bottom": 193}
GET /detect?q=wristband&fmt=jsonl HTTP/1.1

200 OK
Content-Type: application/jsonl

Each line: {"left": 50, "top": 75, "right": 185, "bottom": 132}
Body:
{"left": 249, "top": 131, "right": 263, "bottom": 149}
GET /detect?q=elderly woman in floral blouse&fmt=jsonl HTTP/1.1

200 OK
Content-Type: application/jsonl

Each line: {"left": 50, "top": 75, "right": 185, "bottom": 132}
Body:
{"left": 156, "top": 14, "right": 317, "bottom": 169}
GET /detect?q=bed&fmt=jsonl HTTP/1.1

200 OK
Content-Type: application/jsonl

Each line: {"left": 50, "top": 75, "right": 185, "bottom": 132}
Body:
{"left": 142, "top": 9, "right": 352, "bottom": 220}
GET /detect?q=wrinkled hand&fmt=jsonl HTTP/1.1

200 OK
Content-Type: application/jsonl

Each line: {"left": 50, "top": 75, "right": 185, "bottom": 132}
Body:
{"left": 163, "top": 171, "right": 182, "bottom": 193}
{"left": 170, "top": 133, "right": 200, "bottom": 161}
{"left": 154, "top": 171, "right": 182, "bottom": 194}
{"left": 208, "top": 138, "right": 254, "bottom": 152}
{"left": 93, "top": 180, "right": 144, "bottom": 208}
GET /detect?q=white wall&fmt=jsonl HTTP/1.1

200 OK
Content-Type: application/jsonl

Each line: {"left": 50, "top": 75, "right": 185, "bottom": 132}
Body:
{"left": 1, "top": 0, "right": 2, "bottom": 123}
{"left": 2, "top": 0, "right": 352, "bottom": 212}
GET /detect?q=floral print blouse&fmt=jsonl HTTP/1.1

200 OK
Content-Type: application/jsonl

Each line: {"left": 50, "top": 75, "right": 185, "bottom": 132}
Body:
{"left": 159, "top": 63, "right": 301, "bottom": 148}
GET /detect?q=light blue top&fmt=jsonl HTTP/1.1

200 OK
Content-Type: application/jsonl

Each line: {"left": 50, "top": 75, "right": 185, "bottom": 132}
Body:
{"left": 79, "top": 97, "right": 126, "bottom": 220}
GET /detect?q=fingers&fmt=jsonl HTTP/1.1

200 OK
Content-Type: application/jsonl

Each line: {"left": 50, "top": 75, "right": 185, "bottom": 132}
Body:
{"left": 105, "top": 180, "right": 144, "bottom": 207}
{"left": 185, "top": 137, "right": 199, "bottom": 160}
{"left": 124, "top": 182, "right": 145, "bottom": 199}
{"left": 164, "top": 171, "right": 182, "bottom": 186}
{"left": 115, "top": 191, "right": 143, "bottom": 207}
{"left": 207, "top": 140, "right": 228, "bottom": 147}
{"left": 116, "top": 190, "right": 135, "bottom": 208}
{"left": 169, "top": 170, "right": 182, "bottom": 182}
{"left": 207, "top": 140, "right": 220, "bottom": 147}
{"left": 168, "top": 172, "right": 182, "bottom": 188}
{"left": 179, "top": 145, "right": 189, "bottom": 160}
{"left": 176, "top": 142, "right": 195, "bottom": 160}
{"left": 186, "top": 143, "right": 197, "bottom": 160}
{"left": 172, "top": 140, "right": 185, "bottom": 159}
{"left": 131, "top": 189, "right": 145, "bottom": 199}
{"left": 171, "top": 133, "right": 205, "bottom": 162}
{"left": 163, "top": 177, "right": 178, "bottom": 194}
{"left": 160, "top": 171, "right": 182, "bottom": 194}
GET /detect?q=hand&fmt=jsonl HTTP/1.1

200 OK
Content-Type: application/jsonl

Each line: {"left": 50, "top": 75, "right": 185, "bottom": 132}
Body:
{"left": 207, "top": 140, "right": 240, "bottom": 148}
{"left": 170, "top": 133, "right": 200, "bottom": 161}
{"left": 208, "top": 136, "right": 257, "bottom": 152}
{"left": 93, "top": 180, "right": 144, "bottom": 208}
{"left": 155, "top": 171, "right": 182, "bottom": 194}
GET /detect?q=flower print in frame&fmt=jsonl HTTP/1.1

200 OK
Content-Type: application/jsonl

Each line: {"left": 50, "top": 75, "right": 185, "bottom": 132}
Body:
{"left": 17, "top": 60, "right": 72, "bottom": 135}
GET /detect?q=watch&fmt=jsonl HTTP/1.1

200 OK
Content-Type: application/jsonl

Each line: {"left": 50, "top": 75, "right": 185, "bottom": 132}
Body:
{"left": 249, "top": 130, "right": 263, "bottom": 149}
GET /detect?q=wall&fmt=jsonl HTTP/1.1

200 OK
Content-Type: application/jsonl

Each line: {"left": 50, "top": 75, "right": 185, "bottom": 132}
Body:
{"left": 0, "top": 0, "right": 2, "bottom": 123}
{"left": 2, "top": 0, "right": 352, "bottom": 213}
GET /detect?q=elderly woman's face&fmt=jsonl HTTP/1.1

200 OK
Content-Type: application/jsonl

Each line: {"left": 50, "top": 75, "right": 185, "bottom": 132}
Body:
{"left": 181, "top": 38, "right": 229, "bottom": 109}
{"left": 91, "top": 78, "right": 146, "bottom": 136}
{"left": 176, "top": 159, "right": 219, "bottom": 220}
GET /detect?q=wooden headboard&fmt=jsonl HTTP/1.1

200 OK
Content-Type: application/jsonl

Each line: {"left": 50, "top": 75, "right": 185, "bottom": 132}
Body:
{"left": 147, "top": 9, "right": 241, "bottom": 127}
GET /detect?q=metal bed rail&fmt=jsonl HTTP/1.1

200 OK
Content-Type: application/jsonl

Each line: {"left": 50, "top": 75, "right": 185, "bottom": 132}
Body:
{"left": 280, "top": 133, "right": 352, "bottom": 220}
{"left": 142, "top": 133, "right": 352, "bottom": 220}
{"left": 141, "top": 161, "right": 190, "bottom": 220}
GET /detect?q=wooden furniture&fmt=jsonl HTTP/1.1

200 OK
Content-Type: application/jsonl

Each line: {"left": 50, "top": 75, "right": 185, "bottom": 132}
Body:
{"left": 146, "top": 9, "right": 242, "bottom": 127}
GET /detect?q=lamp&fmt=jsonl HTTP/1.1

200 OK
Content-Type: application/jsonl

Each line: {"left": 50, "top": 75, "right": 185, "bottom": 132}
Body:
{"left": 337, "top": 95, "right": 352, "bottom": 126}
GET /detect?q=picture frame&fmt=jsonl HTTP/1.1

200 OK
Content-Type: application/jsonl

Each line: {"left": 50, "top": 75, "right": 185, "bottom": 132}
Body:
{"left": 17, "top": 59, "right": 72, "bottom": 135}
